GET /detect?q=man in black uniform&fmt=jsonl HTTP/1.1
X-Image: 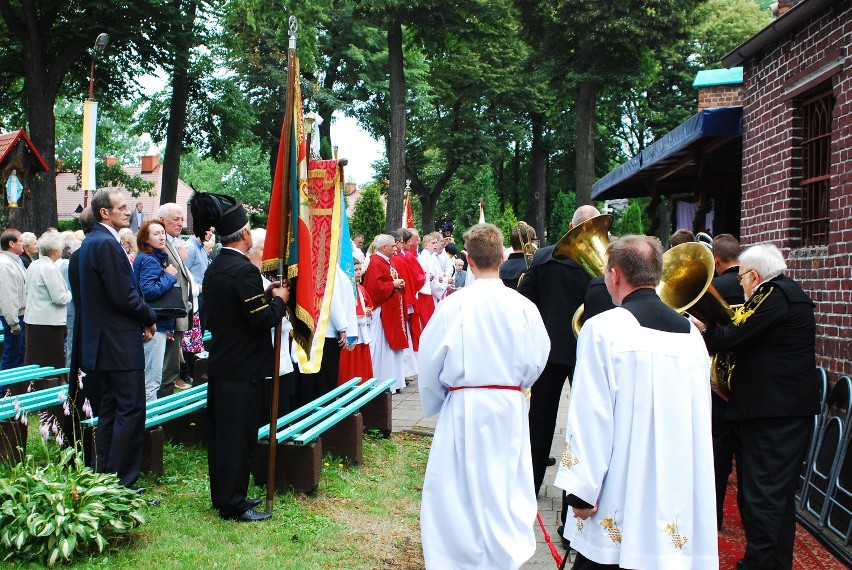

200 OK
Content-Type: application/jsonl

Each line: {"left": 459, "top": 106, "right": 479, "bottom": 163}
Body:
{"left": 499, "top": 222, "right": 536, "bottom": 289}
{"left": 518, "top": 205, "right": 599, "bottom": 495}
{"left": 696, "top": 244, "right": 818, "bottom": 569}
{"left": 709, "top": 233, "right": 744, "bottom": 530}
{"left": 191, "top": 191, "right": 288, "bottom": 522}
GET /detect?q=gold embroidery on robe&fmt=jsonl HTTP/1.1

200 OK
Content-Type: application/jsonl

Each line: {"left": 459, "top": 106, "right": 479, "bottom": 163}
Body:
{"left": 561, "top": 435, "right": 580, "bottom": 468}
{"left": 731, "top": 287, "right": 773, "bottom": 326}
{"left": 664, "top": 518, "right": 688, "bottom": 549}
{"left": 600, "top": 515, "right": 622, "bottom": 543}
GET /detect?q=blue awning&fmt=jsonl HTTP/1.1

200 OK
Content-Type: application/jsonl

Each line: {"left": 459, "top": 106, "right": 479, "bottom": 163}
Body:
{"left": 592, "top": 106, "right": 743, "bottom": 201}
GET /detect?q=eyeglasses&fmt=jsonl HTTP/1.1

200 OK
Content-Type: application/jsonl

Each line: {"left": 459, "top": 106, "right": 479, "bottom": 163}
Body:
{"left": 736, "top": 269, "right": 754, "bottom": 284}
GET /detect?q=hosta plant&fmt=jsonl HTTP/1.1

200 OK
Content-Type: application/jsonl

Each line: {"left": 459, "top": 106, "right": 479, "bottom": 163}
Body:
{"left": 0, "top": 446, "right": 146, "bottom": 565}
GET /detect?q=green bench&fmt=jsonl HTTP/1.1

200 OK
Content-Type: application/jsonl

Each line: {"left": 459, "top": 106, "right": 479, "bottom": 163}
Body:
{"left": 252, "top": 376, "right": 396, "bottom": 493}
{"left": 0, "top": 365, "right": 71, "bottom": 390}
{"left": 0, "top": 385, "right": 67, "bottom": 420}
{"left": 0, "top": 367, "right": 70, "bottom": 462}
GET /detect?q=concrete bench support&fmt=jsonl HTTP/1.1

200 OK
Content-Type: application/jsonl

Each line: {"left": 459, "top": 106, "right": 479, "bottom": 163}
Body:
{"left": 361, "top": 390, "right": 392, "bottom": 437}
{"left": 322, "top": 412, "right": 363, "bottom": 465}
{"left": 252, "top": 439, "right": 322, "bottom": 494}
{"left": 141, "top": 426, "right": 165, "bottom": 477}
{"left": 161, "top": 408, "right": 208, "bottom": 446}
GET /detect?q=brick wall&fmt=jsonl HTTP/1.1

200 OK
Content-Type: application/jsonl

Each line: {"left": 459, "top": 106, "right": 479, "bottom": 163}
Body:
{"left": 698, "top": 85, "right": 744, "bottom": 110}
{"left": 740, "top": 0, "right": 852, "bottom": 380}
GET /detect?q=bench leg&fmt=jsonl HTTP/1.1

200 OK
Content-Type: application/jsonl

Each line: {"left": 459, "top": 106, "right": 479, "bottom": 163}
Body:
{"left": 323, "top": 413, "right": 364, "bottom": 465}
{"left": 251, "top": 439, "right": 322, "bottom": 494}
{"left": 361, "top": 391, "right": 393, "bottom": 437}
{"left": 141, "top": 426, "right": 164, "bottom": 478}
{"left": 161, "top": 408, "right": 208, "bottom": 446}
{"left": 0, "top": 419, "right": 27, "bottom": 463}
{"left": 192, "top": 356, "right": 209, "bottom": 386}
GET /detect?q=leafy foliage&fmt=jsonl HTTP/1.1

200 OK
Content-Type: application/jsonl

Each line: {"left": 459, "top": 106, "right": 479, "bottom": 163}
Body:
{"left": 0, "top": 447, "right": 145, "bottom": 566}
{"left": 610, "top": 199, "right": 647, "bottom": 236}
{"left": 349, "top": 183, "right": 386, "bottom": 243}
{"left": 548, "top": 191, "right": 576, "bottom": 244}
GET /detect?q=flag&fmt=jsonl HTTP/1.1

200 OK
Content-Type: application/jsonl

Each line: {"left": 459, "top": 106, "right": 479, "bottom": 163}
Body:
{"left": 478, "top": 199, "right": 485, "bottom": 224}
{"left": 403, "top": 191, "right": 415, "bottom": 229}
{"left": 262, "top": 54, "right": 316, "bottom": 355}
{"left": 294, "top": 159, "right": 345, "bottom": 372}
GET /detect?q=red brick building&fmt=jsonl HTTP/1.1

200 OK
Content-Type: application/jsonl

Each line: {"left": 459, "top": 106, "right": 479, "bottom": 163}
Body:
{"left": 722, "top": 0, "right": 852, "bottom": 378}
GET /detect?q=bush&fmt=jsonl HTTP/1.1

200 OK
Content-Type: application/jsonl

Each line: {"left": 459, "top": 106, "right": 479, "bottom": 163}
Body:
{"left": 0, "top": 445, "right": 146, "bottom": 565}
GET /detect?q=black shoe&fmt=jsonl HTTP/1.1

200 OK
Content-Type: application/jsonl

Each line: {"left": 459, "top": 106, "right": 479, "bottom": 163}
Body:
{"left": 234, "top": 508, "right": 272, "bottom": 522}
{"left": 556, "top": 525, "right": 571, "bottom": 550}
{"left": 547, "top": 457, "right": 557, "bottom": 467}
{"left": 736, "top": 560, "right": 744, "bottom": 570}
{"left": 246, "top": 497, "right": 262, "bottom": 508}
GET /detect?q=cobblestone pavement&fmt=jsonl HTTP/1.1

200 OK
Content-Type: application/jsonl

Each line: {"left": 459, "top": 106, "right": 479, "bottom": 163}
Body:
{"left": 391, "top": 376, "right": 573, "bottom": 569}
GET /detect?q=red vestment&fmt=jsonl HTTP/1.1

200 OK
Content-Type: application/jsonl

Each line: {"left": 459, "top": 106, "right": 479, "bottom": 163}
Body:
{"left": 363, "top": 254, "right": 408, "bottom": 350}
{"left": 338, "top": 284, "right": 374, "bottom": 385}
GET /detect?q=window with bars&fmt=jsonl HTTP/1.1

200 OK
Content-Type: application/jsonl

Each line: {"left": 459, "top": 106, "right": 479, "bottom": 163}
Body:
{"left": 799, "top": 91, "right": 832, "bottom": 246}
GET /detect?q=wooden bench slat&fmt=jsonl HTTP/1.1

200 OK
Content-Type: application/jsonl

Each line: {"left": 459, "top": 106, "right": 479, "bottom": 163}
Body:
{"left": 0, "top": 367, "right": 70, "bottom": 387}
{"left": 0, "top": 386, "right": 66, "bottom": 410}
{"left": 271, "top": 379, "right": 377, "bottom": 444}
{"left": 257, "top": 377, "right": 363, "bottom": 440}
{"left": 146, "top": 400, "right": 207, "bottom": 429}
{"left": 293, "top": 379, "right": 396, "bottom": 444}
{"left": 0, "top": 387, "right": 69, "bottom": 420}
{"left": 144, "top": 384, "right": 207, "bottom": 414}
{"left": 0, "top": 365, "right": 41, "bottom": 378}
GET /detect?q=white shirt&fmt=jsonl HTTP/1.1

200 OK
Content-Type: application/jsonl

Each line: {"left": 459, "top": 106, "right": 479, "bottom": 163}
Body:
{"left": 0, "top": 250, "right": 27, "bottom": 326}
{"left": 24, "top": 256, "right": 72, "bottom": 326}
{"left": 554, "top": 307, "right": 718, "bottom": 569}
{"left": 418, "top": 278, "right": 550, "bottom": 569}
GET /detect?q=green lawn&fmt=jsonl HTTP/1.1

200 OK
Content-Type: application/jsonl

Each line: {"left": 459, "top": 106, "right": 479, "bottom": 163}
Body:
{"left": 3, "top": 429, "right": 430, "bottom": 570}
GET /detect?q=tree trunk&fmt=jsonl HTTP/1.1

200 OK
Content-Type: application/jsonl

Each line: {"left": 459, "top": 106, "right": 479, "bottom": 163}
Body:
{"left": 419, "top": 193, "right": 438, "bottom": 235}
{"left": 160, "top": 0, "right": 196, "bottom": 206}
{"left": 385, "top": 17, "right": 406, "bottom": 231}
{"left": 529, "top": 113, "right": 547, "bottom": 243}
{"left": 11, "top": 89, "right": 58, "bottom": 233}
{"left": 575, "top": 80, "right": 599, "bottom": 207}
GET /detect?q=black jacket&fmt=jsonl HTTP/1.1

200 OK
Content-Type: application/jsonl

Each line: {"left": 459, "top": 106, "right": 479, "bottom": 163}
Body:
{"left": 517, "top": 245, "right": 590, "bottom": 366}
{"left": 712, "top": 266, "right": 744, "bottom": 306}
{"left": 202, "top": 248, "right": 286, "bottom": 380}
{"left": 499, "top": 252, "right": 527, "bottom": 290}
{"left": 704, "top": 275, "right": 818, "bottom": 420}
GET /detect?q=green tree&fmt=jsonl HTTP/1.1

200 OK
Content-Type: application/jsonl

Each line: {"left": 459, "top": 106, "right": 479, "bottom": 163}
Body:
{"left": 350, "top": 183, "right": 386, "bottom": 243}
{"left": 548, "top": 191, "right": 576, "bottom": 244}
{"left": 0, "top": 0, "right": 180, "bottom": 232}
{"left": 610, "top": 200, "right": 646, "bottom": 236}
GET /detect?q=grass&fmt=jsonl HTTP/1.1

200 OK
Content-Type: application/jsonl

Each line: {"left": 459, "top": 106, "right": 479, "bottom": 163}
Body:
{"left": 2, "top": 423, "right": 431, "bottom": 570}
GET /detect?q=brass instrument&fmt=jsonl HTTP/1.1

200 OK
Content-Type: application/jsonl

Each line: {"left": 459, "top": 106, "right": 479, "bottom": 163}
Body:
{"left": 552, "top": 215, "right": 614, "bottom": 336}
{"left": 517, "top": 221, "right": 538, "bottom": 269}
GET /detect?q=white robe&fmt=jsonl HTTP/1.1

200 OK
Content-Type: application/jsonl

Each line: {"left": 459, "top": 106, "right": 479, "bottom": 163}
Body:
{"left": 417, "top": 278, "right": 550, "bottom": 570}
{"left": 368, "top": 305, "right": 406, "bottom": 392}
{"left": 554, "top": 307, "right": 718, "bottom": 569}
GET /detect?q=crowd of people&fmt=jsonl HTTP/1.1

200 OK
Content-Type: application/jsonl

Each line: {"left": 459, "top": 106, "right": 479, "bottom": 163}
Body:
{"left": 1, "top": 191, "right": 819, "bottom": 570}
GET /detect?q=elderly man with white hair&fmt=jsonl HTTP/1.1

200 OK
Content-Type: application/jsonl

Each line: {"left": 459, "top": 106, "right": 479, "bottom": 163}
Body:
{"left": 24, "top": 231, "right": 72, "bottom": 369}
{"left": 157, "top": 202, "right": 193, "bottom": 394}
{"left": 695, "top": 243, "right": 819, "bottom": 570}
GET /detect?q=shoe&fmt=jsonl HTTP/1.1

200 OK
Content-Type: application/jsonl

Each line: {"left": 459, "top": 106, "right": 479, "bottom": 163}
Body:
{"left": 234, "top": 508, "right": 272, "bottom": 522}
{"left": 131, "top": 486, "right": 146, "bottom": 494}
{"left": 174, "top": 379, "right": 191, "bottom": 390}
{"left": 736, "top": 560, "right": 744, "bottom": 570}
{"left": 556, "top": 525, "right": 571, "bottom": 550}
{"left": 246, "top": 497, "right": 262, "bottom": 508}
{"left": 547, "top": 457, "right": 557, "bottom": 467}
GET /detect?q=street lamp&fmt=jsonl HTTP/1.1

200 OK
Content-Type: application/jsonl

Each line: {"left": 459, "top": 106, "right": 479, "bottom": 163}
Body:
{"left": 82, "top": 33, "right": 109, "bottom": 207}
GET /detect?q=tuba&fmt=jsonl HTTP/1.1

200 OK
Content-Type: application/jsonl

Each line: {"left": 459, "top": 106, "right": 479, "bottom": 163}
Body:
{"left": 553, "top": 215, "right": 614, "bottom": 336}
{"left": 687, "top": 282, "right": 739, "bottom": 401}
{"left": 515, "top": 221, "right": 538, "bottom": 286}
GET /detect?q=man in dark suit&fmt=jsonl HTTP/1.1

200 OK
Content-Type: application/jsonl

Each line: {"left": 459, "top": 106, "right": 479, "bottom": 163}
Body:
{"left": 709, "top": 233, "right": 744, "bottom": 530}
{"left": 191, "top": 191, "right": 288, "bottom": 522}
{"left": 78, "top": 189, "right": 156, "bottom": 488}
{"left": 518, "top": 205, "right": 599, "bottom": 495}
{"left": 698, "top": 244, "right": 819, "bottom": 570}
{"left": 157, "top": 203, "right": 192, "bottom": 395}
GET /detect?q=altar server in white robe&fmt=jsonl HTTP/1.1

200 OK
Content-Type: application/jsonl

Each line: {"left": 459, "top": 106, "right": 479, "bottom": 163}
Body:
{"left": 418, "top": 223, "right": 550, "bottom": 570}
{"left": 555, "top": 235, "right": 718, "bottom": 570}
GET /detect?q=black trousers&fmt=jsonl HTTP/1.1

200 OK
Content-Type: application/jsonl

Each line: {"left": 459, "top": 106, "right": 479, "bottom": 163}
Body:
{"left": 207, "top": 376, "right": 262, "bottom": 519}
{"left": 572, "top": 551, "right": 621, "bottom": 570}
{"left": 529, "top": 361, "right": 571, "bottom": 494}
{"left": 295, "top": 337, "right": 341, "bottom": 407}
{"left": 712, "top": 392, "right": 736, "bottom": 529}
{"left": 731, "top": 416, "right": 811, "bottom": 570}
{"left": 95, "top": 369, "right": 145, "bottom": 487}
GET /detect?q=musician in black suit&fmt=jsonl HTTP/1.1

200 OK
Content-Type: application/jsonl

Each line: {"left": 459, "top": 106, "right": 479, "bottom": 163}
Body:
{"left": 709, "top": 233, "right": 744, "bottom": 530}
{"left": 696, "top": 244, "right": 819, "bottom": 570}
{"left": 191, "top": 191, "right": 288, "bottom": 522}
{"left": 78, "top": 189, "right": 157, "bottom": 488}
{"left": 499, "top": 223, "right": 536, "bottom": 290}
{"left": 518, "top": 205, "right": 598, "bottom": 495}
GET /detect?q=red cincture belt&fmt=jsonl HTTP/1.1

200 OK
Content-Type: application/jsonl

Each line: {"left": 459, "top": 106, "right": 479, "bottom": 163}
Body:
{"left": 448, "top": 385, "right": 522, "bottom": 391}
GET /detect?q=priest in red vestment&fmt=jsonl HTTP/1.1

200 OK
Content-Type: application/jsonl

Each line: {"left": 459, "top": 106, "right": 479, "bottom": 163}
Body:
{"left": 363, "top": 234, "right": 407, "bottom": 393}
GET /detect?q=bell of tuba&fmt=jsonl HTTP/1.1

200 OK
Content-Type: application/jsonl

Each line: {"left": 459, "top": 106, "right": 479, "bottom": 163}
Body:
{"left": 552, "top": 215, "right": 614, "bottom": 336}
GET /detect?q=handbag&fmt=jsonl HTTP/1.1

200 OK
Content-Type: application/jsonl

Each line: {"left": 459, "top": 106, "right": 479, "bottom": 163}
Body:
{"left": 148, "top": 285, "right": 188, "bottom": 319}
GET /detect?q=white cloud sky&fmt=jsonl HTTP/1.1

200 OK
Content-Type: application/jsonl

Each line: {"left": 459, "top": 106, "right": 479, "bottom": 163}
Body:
{"left": 330, "top": 113, "right": 383, "bottom": 186}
